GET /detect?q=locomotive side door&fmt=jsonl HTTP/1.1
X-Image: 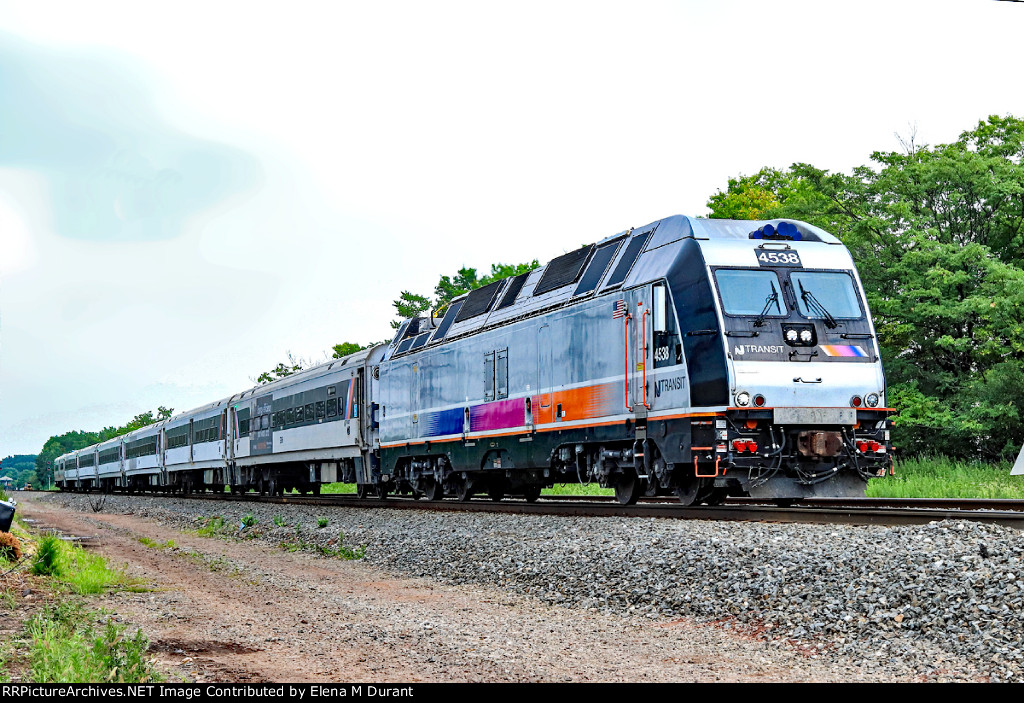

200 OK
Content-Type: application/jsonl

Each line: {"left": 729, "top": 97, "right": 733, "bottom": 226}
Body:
{"left": 624, "top": 287, "right": 652, "bottom": 417}
{"left": 536, "top": 323, "right": 552, "bottom": 424}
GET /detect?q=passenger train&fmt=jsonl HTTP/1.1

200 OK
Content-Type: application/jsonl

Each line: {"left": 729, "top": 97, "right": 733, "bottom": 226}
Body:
{"left": 55, "top": 215, "right": 894, "bottom": 506}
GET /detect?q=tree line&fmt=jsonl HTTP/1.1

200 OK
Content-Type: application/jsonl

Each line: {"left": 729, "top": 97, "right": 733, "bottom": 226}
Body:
{"left": 34, "top": 408, "right": 173, "bottom": 484}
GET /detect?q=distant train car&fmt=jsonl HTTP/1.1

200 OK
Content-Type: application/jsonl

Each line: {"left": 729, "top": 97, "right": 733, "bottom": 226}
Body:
{"left": 58, "top": 215, "right": 892, "bottom": 506}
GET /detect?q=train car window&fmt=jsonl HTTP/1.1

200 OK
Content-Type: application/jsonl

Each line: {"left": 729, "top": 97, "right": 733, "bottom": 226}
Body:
{"left": 604, "top": 231, "right": 650, "bottom": 289}
{"left": 574, "top": 239, "right": 623, "bottom": 296}
{"left": 431, "top": 300, "right": 464, "bottom": 342}
{"left": 316, "top": 401, "right": 325, "bottom": 419}
{"left": 262, "top": 415, "right": 270, "bottom": 430}
{"left": 495, "top": 272, "right": 530, "bottom": 310}
{"left": 327, "top": 386, "right": 336, "bottom": 396}
{"left": 305, "top": 404, "right": 314, "bottom": 423}
{"left": 790, "top": 271, "right": 863, "bottom": 319}
{"left": 484, "top": 352, "right": 495, "bottom": 401}
{"left": 295, "top": 405, "right": 304, "bottom": 423}
{"left": 714, "top": 269, "right": 787, "bottom": 317}
{"left": 411, "top": 332, "right": 431, "bottom": 350}
{"left": 496, "top": 349, "right": 508, "bottom": 399}
{"left": 534, "top": 245, "right": 594, "bottom": 296}
{"left": 396, "top": 337, "right": 415, "bottom": 355}
{"left": 327, "top": 398, "right": 338, "bottom": 417}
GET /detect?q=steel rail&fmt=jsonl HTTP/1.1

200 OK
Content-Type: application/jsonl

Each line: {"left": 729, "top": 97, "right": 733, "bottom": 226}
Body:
{"left": 35, "top": 491, "right": 1024, "bottom": 529}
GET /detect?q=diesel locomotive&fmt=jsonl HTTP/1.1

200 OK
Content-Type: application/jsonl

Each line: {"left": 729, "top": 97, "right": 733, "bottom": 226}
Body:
{"left": 55, "top": 215, "right": 893, "bottom": 506}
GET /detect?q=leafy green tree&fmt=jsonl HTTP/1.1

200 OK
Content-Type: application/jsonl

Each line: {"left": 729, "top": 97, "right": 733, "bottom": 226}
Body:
{"left": 389, "top": 260, "right": 539, "bottom": 328}
{"left": 331, "top": 342, "right": 370, "bottom": 358}
{"left": 255, "top": 352, "right": 306, "bottom": 385}
{"left": 433, "top": 261, "right": 539, "bottom": 315}
{"left": 706, "top": 167, "right": 806, "bottom": 220}
{"left": 391, "top": 291, "right": 433, "bottom": 329}
{"left": 1, "top": 454, "right": 38, "bottom": 490}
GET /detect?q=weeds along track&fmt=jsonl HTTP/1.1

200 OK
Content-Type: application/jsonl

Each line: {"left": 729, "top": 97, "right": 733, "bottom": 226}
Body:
{"left": 33, "top": 491, "right": 1024, "bottom": 530}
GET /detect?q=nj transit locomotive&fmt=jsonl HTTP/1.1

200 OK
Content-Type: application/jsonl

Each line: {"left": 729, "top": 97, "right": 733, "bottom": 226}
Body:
{"left": 55, "top": 215, "right": 893, "bottom": 506}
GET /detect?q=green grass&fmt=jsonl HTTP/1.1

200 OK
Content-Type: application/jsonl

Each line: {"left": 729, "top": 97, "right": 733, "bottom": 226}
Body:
{"left": 30, "top": 534, "right": 128, "bottom": 594}
{"left": 137, "top": 537, "right": 176, "bottom": 550}
{"left": 62, "top": 548, "right": 125, "bottom": 595}
{"left": 542, "top": 483, "right": 614, "bottom": 496}
{"left": 31, "top": 535, "right": 64, "bottom": 576}
{"left": 317, "top": 483, "right": 357, "bottom": 494}
{"left": 25, "top": 601, "right": 161, "bottom": 683}
{"left": 281, "top": 531, "right": 366, "bottom": 560}
{"left": 867, "top": 455, "right": 1024, "bottom": 499}
{"left": 196, "top": 516, "right": 226, "bottom": 537}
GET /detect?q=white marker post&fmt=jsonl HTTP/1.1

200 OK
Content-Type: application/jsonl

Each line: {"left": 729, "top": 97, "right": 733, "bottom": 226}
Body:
{"left": 1011, "top": 444, "right": 1024, "bottom": 476}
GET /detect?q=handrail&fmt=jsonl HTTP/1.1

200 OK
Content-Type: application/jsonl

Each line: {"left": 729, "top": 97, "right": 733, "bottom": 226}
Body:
{"left": 624, "top": 313, "right": 633, "bottom": 411}
{"left": 640, "top": 308, "right": 651, "bottom": 409}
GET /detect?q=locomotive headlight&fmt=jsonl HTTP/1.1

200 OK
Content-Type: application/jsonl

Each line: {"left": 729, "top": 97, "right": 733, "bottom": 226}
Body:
{"left": 799, "top": 329, "right": 813, "bottom": 343}
{"left": 735, "top": 391, "right": 751, "bottom": 407}
{"left": 865, "top": 393, "right": 880, "bottom": 408}
{"left": 785, "top": 329, "right": 798, "bottom": 342}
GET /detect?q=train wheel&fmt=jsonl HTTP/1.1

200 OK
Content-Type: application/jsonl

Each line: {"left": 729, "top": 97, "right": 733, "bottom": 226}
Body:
{"left": 522, "top": 485, "right": 541, "bottom": 503}
{"left": 643, "top": 479, "right": 659, "bottom": 498}
{"left": 455, "top": 477, "right": 473, "bottom": 502}
{"left": 425, "top": 479, "right": 444, "bottom": 501}
{"left": 357, "top": 484, "right": 369, "bottom": 499}
{"left": 376, "top": 485, "right": 389, "bottom": 500}
{"left": 674, "top": 476, "right": 702, "bottom": 506}
{"left": 614, "top": 472, "right": 641, "bottom": 506}
{"left": 702, "top": 488, "right": 728, "bottom": 506}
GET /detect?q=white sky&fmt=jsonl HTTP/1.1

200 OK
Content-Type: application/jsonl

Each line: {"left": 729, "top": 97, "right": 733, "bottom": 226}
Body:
{"left": 1, "top": 0, "right": 1022, "bottom": 456}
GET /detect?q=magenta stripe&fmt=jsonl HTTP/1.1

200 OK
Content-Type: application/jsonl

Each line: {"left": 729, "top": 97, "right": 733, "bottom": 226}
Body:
{"left": 470, "top": 398, "right": 524, "bottom": 432}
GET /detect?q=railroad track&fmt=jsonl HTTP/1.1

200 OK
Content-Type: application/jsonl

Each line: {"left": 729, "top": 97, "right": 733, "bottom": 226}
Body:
{"left": 36, "top": 490, "right": 1024, "bottom": 530}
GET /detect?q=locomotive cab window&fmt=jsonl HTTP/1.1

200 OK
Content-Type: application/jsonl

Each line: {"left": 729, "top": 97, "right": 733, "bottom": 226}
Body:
{"left": 714, "top": 269, "right": 788, "bottom": 317}
{"left": 652, "top": 282, "right": 682, "bottom": 368}
{"left": 790, "top": 271, "right": 863, "bottom": 320}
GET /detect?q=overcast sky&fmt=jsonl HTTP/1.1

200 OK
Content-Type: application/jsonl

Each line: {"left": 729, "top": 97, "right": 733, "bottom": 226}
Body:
{"left": 1, "top": 1, "right": 1022, "bottom": 457}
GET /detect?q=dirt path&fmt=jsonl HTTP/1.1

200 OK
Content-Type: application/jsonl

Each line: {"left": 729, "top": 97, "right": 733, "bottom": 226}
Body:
{"left": 16, "top": 495, "right": 902, "bottom": 682}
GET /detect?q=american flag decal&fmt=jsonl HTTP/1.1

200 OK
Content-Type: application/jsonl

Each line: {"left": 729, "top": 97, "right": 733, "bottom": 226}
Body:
{"left": 612, "top": 299, "right": 626, "bottom": 319}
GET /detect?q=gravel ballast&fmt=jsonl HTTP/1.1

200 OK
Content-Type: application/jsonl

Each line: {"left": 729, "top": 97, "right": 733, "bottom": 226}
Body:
{"left": 43, "top": 493, "right": 1024, "bottom": 681}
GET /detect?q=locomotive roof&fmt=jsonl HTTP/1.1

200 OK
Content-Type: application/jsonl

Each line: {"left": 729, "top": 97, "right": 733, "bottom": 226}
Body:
{"left": 387, "top": 215, "right": 843, "bottom": 357}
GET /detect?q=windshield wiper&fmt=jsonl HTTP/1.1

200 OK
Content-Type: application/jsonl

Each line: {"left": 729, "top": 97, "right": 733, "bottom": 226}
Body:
{"left": 798, "top": 280, "right": 838, "bottom": 329}
{"left": 753, "top": 282, "right": 780, "bottom": 328}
